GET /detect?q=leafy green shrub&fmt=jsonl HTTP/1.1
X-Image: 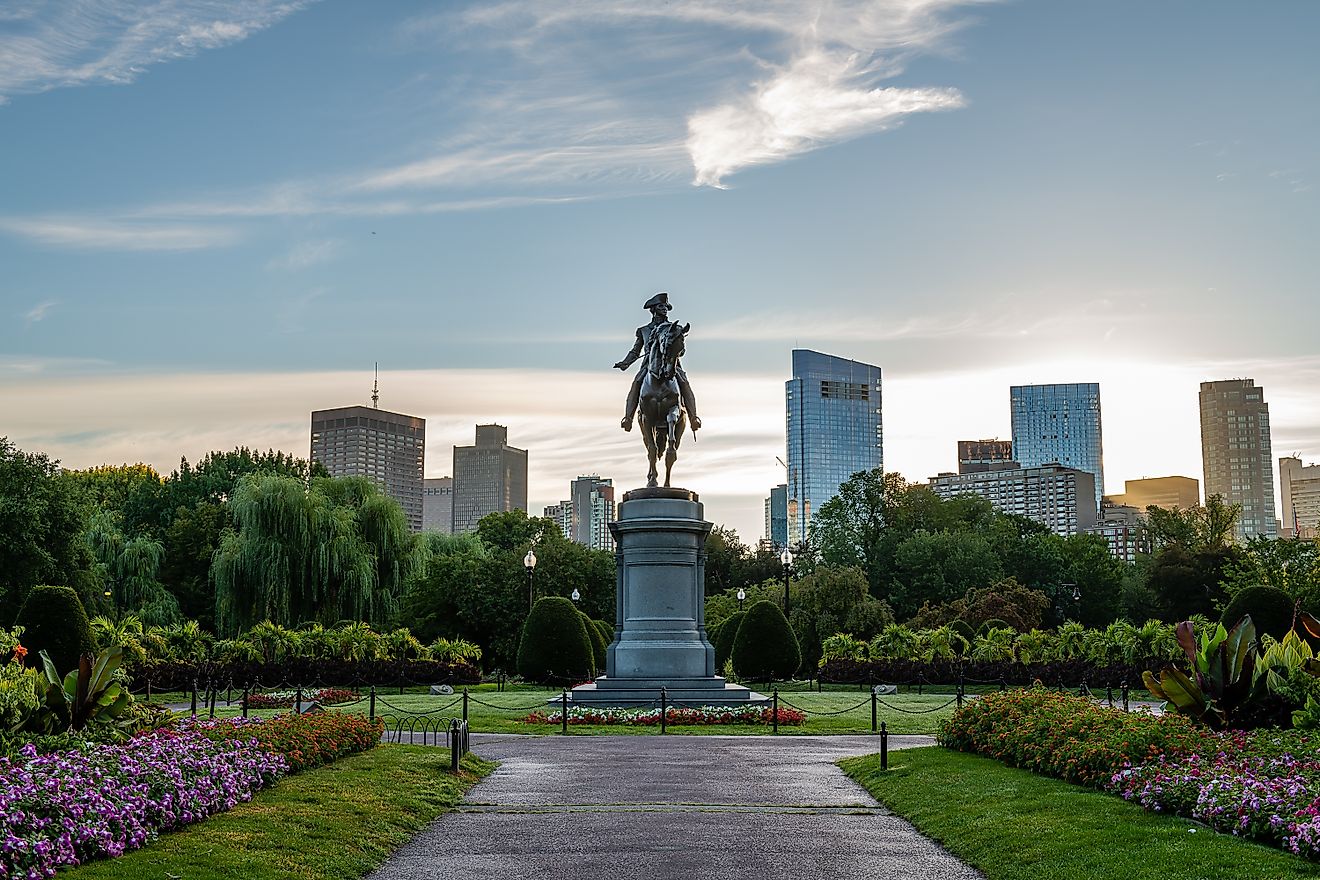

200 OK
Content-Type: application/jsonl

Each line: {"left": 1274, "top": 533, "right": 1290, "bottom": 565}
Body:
{"left": 978, "top": 617, "right": 1011, "bottom": 635}
{"left": 1221, "top": 585, "right": 1295, "bottom": 640}
{"left": 592, "top": 619, "right": 613, "bottom": 649}
{"left": 820, "top": 632, "right": 868, "bottom": 665}
{"left": 580, "top": 611, "right": 607, "bottom": 673}
{"left": 714, "top": 611, "right": 745, "bottom": 673}
{"left": 14, "top": 586, "right": 95, "bottom": 676}
{"left": 517, "top": 597, "right": 594, "bottom": 683}
{"left": 731, "top": 600, "right": 800, "bottom": 681}
{"left": 939, "top": 687, "right": 1216, "bottom": 787}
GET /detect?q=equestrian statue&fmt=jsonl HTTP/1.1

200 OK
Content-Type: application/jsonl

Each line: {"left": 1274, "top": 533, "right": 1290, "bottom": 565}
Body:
{"left": 614, "top": 292, "right": 700, "bottom": 488}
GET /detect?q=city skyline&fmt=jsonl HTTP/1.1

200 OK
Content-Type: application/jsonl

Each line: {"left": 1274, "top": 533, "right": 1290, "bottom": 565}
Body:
{"left": 2, "top": 2, "right": 1318, "bottom": 542}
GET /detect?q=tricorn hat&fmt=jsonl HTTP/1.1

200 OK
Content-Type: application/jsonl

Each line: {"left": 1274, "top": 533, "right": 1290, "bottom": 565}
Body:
{"left": 643, "top": 292, "right": 671, "bottom": 310}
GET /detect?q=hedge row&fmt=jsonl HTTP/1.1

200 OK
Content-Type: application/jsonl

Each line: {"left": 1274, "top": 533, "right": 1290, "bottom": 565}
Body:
{"left": 134, "top": 658, "right": 482, "bottom": 691}
{"left": 818, "top": 657, "right": 1164, "bottom": 688}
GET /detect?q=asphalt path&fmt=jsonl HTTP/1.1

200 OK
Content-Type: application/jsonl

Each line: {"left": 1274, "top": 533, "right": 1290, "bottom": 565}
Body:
{"left": 368, "top": 734, "right": 982, "bottom": 880}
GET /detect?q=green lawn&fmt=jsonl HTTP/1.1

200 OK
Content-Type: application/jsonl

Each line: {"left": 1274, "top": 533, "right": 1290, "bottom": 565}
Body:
{"left": 165, "top": 687, "right": 960, "bottom": 734}
{"left": 66, "top": 746, "right": 494, "bottom": 880}
{"left": 841, "top": 747, "right": 1320, "bottom": 880}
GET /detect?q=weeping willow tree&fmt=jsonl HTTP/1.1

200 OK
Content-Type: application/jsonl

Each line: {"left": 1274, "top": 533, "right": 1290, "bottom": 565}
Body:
{"left": 85, "top": 510, "right": 179, "bottom": 625}
{"left": 212, "top": 474, "right": 421, "bottom": 636}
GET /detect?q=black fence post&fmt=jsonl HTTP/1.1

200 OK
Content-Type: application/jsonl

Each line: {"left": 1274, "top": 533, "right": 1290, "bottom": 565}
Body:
{"left": 881, "top": 721, "right": 889, "bottom": 771}
{"left": 295, "top": 686, "right": 303, "bottom": 714}
{"left": 1121, "top": 681, "right": 1130, "bottom": 713}
{"left": 190, "top": 682, "right": 198, "bottom": 716}
{"left": 871, "top": 688, "right": 878, "bottom": 733}
{"left": 463, "top": 688, "right": 469, "bottom": 722}
{"left": 660, "top": 687, "right": 668, "bottom": 735}
{"left": 146, "top": 681, "right": 152, "bottom": 702}
{"left": 772, "top": 689, "right": 779, "bottom": 735}
{"left": 226, "top": 683, "right": 232, "bottom": 705}
{"left": 956, "top": 667, "right": 964, "bottom": 709}
{"left": 242, "top": 686, "right": 250, "bottom": 719}
{"left": 208, "top": 686, "right": 217, "bottom": 719}
{"left": 369, "top": 685, "right": 377, "bottom": 722}
{"left": 561, "top": 689, "right": 569, "bottom": 735}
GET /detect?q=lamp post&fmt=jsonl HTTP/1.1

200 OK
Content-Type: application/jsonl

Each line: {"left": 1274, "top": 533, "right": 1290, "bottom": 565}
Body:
{"left": 736, "top": 588, "right": 746, "bottom": 613}
{"left": 780, "top": 546, "right": 794, "bottom": 616}
{"left": 524, "top": 548, "right": 537, "bottom": 610}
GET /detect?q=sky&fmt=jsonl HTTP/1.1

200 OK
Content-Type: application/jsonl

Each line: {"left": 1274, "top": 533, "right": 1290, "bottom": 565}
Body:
{"left": 2, "top": 1, "right": 1318, "bottom": 543}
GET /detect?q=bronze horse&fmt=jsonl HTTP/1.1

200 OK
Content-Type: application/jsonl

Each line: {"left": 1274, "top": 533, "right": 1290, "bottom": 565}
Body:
{"left": 638, "top": 321, "right": 690, "bottom": 488}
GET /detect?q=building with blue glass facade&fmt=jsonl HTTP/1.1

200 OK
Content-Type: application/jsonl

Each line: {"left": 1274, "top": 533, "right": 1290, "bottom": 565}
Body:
{"left": 785, "top": 350, "right": 883, "bottom": 544}
{"left": 764, "top": 483, "right": 788, "bottom": 547}
{"left": 1010, "top": 382, "right": 1104, "bottom": 510}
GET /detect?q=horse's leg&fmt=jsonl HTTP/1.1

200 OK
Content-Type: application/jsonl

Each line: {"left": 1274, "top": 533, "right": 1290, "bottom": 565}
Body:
{"left": 641, "top": 412, "right": 659, "bottom": 488}
{"left": 664, "top": 406, "right": 682, "bottom": 488}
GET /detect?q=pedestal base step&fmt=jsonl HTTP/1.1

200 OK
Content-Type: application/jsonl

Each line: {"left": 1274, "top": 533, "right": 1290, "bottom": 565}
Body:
{"left": 561, "top": 678, "right": 770, "bottom": 708}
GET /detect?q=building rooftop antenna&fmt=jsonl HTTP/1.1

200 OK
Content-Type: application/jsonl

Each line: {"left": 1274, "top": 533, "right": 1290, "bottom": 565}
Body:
{"left": 371, "top": 362, "right": 380, "bottom": 409}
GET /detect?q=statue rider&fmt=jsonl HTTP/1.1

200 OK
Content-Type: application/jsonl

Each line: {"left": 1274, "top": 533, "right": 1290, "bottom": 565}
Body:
{"left": 614, "top": 292, "right": 701, "bottom": 433}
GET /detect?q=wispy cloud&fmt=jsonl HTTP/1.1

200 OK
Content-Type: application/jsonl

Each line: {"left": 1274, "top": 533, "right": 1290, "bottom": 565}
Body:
{"left": 0, "top": 1, "right": 314, "bottom": 102}
{"left": 23, "top": 300, "right": 57, "bottom": 325}
{"left": 0, "top": 216, "right": 240, "bottom": 251}
{"left": 266, "top": 239, "right": 341, "bottom": 270}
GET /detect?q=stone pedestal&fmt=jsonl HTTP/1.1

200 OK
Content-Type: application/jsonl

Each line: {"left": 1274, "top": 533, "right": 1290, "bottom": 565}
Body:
{"left": 568, "top": 487, "right": 767, "bottom": 707}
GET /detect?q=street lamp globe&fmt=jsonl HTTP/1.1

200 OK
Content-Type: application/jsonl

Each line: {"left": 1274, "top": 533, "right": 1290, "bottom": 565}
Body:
{"left": 780, "top": 547, "right": 793, "bottom": 567}
{"left": 571, "top": 588, "right": 581, "bottom": 603}
{"left": 524, "top": 549, "right": 537, "bottom": 571}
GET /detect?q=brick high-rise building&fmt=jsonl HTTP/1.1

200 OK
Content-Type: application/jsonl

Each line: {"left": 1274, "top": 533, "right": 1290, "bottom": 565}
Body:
{"left": 1199, "top": 379, "right": 1277, "bottom": 541}
{"left": 957, "top": 439, "right": 1016, "bottom": 474}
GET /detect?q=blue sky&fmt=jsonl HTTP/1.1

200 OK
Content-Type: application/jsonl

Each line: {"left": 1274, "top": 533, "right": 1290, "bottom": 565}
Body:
{"left": 2, "top": 1, "right": 1317, "bottom": 541}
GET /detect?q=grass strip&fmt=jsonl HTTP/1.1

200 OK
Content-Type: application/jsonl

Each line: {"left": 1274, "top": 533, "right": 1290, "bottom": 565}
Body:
{"left": 65, "top": 745, "right": 495, "bottom": 880}
{"left": 840, "top": 746, "right": 1320, "bottom": 880}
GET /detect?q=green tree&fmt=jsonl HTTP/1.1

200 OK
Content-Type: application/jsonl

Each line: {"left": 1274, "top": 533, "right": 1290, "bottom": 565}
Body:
{"left": 786, "top": 565, "right": 892, "bottom": 670}
{"left": 1220, "top": 536, "right": 1320, "bottom": 612}
{"left": 0, "top": 438, "right": 94, "bottom": 622}
{"left": 887, "top": 530, "right": 1002, "bottom": 619}
{"left": 211, "top": 474, "right": 419, "bottom": 635}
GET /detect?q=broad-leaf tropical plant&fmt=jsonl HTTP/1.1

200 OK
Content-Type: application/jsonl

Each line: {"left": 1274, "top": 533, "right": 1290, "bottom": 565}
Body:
{"left": 1143, "top": 616, "right": 1260, "bottom": 729}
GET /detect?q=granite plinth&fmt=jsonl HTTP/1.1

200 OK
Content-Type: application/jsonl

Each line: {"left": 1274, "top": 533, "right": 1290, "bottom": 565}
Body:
{"left": 567, "top": 488, "right": 767, "bottom": 708}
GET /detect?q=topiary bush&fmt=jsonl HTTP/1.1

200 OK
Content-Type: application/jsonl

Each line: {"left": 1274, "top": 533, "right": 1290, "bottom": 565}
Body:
{"left": 581, "top": 611, "right": 608, "bottom": 674}
{"left": 517, "top": 597, "right": 595, "bottom": 684}
{"left": 948, "top": 619, "right": 975, "bottom": 653}
{"left": 714, "top": 611, "right": 745, "bottom": 674}
{"left": 1221, "top": 586, "right": 1296, "bottom": 640}
{"left": 15, "top": 586, "right": 95, "bottom": 676}
{"left": 731, "top": 600, "right": 801, "bottom": 682}
{"left": 592, "top": 618, "right": 613, "bottom": 649}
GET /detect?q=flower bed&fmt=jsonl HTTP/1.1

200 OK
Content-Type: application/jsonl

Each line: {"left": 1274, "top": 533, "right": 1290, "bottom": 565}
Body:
{"left": 523, "top": 704, "right": 805, "bottom": 726}
{"left": 243, "top": 687, "right": 360, "bottom": 709}
{"left": 938, "top": 687, "right": 1216, "bottom": 786}
{"left": 196, "top": 713, "right": 383, "bottom": 773}
{"left": 1110, "top": 731, "right": 1320, "bottom": 859}
{"left": 0, "top": 729, "right": 285, "bottom": 879}
{"left": 1, "top": 713, "right": 383, "bottom": 878}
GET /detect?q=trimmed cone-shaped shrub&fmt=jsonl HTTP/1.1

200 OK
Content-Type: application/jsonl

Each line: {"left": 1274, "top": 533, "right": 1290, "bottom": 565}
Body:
{"left": 1221, "top": 586, "right": 1296, "bottom": 640}
{"left": 948, "top": 619, "right": 975, "bottom": 653}
{"left": 581, "top": 611, "right": 608, "bottom": 674}
{"left": 714, "top": 611, "right": 745, "bottom": 674}
{"left": 731, "top": 600, "right": 800, "bottom": 682}
{"left": 15, "top": 585, "right": 96, "bottom": 676}
{"left": 592, "top": 618, "right": 613, "bottom": 648}
{"left": 517, "top": 597, "right": 595, "bottom": 684}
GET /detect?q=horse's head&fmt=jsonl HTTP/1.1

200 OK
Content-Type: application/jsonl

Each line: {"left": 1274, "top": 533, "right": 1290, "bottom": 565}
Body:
{"left": 648, "top": 321, "right": 689, "bottom": 378}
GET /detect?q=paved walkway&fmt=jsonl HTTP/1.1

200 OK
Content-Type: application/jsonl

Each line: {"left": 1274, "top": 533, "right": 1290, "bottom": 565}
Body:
{"left": 368, "top": 734, "right": 982, "bottom": 880}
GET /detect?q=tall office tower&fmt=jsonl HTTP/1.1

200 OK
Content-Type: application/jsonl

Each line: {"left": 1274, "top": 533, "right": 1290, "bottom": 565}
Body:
{"left": 310, "top": 403, "right": 425, "bottom": 531}
{"left": 1280, "top": 456, "right": 1320, "bottom": 539}
{"left": 1199, "top": 379, "right": 1277, "bottom": 541}
{"left": 957, "top": 439, "right": 1016, "bottom": 474}
{"left": 1010, "top": 382, "right": 1104, "bottom": 511}
{"left": 421, "top": 477, "right": 453, "bottom": 534}
{"left": 929, "top": 464, "right": 1098, "bottom": 537}
{"left": 543, "top": 502, "right": 572, "bottom": 538}
{"left": 1110, "top": 476, "right": 1200, "bottom": 511}
{"left": 451, "top": 424, "right": 528, "bottom": 533}
{"left": 764, "top": 484, "right": 788, "bottom": 547}
{"left": 785, "top": 350, "right": 882, "bottom": 544}
{"left": 569, "top": 475, "right": 616, "bottom": 552}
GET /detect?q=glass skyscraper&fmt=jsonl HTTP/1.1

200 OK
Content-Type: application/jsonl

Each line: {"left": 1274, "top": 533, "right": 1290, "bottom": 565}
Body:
{"left": 785, "top": 350, "right": 883, "bottom": 544}
{"left": 1010, "top": 382, "right": 1104, "bottom": 510}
